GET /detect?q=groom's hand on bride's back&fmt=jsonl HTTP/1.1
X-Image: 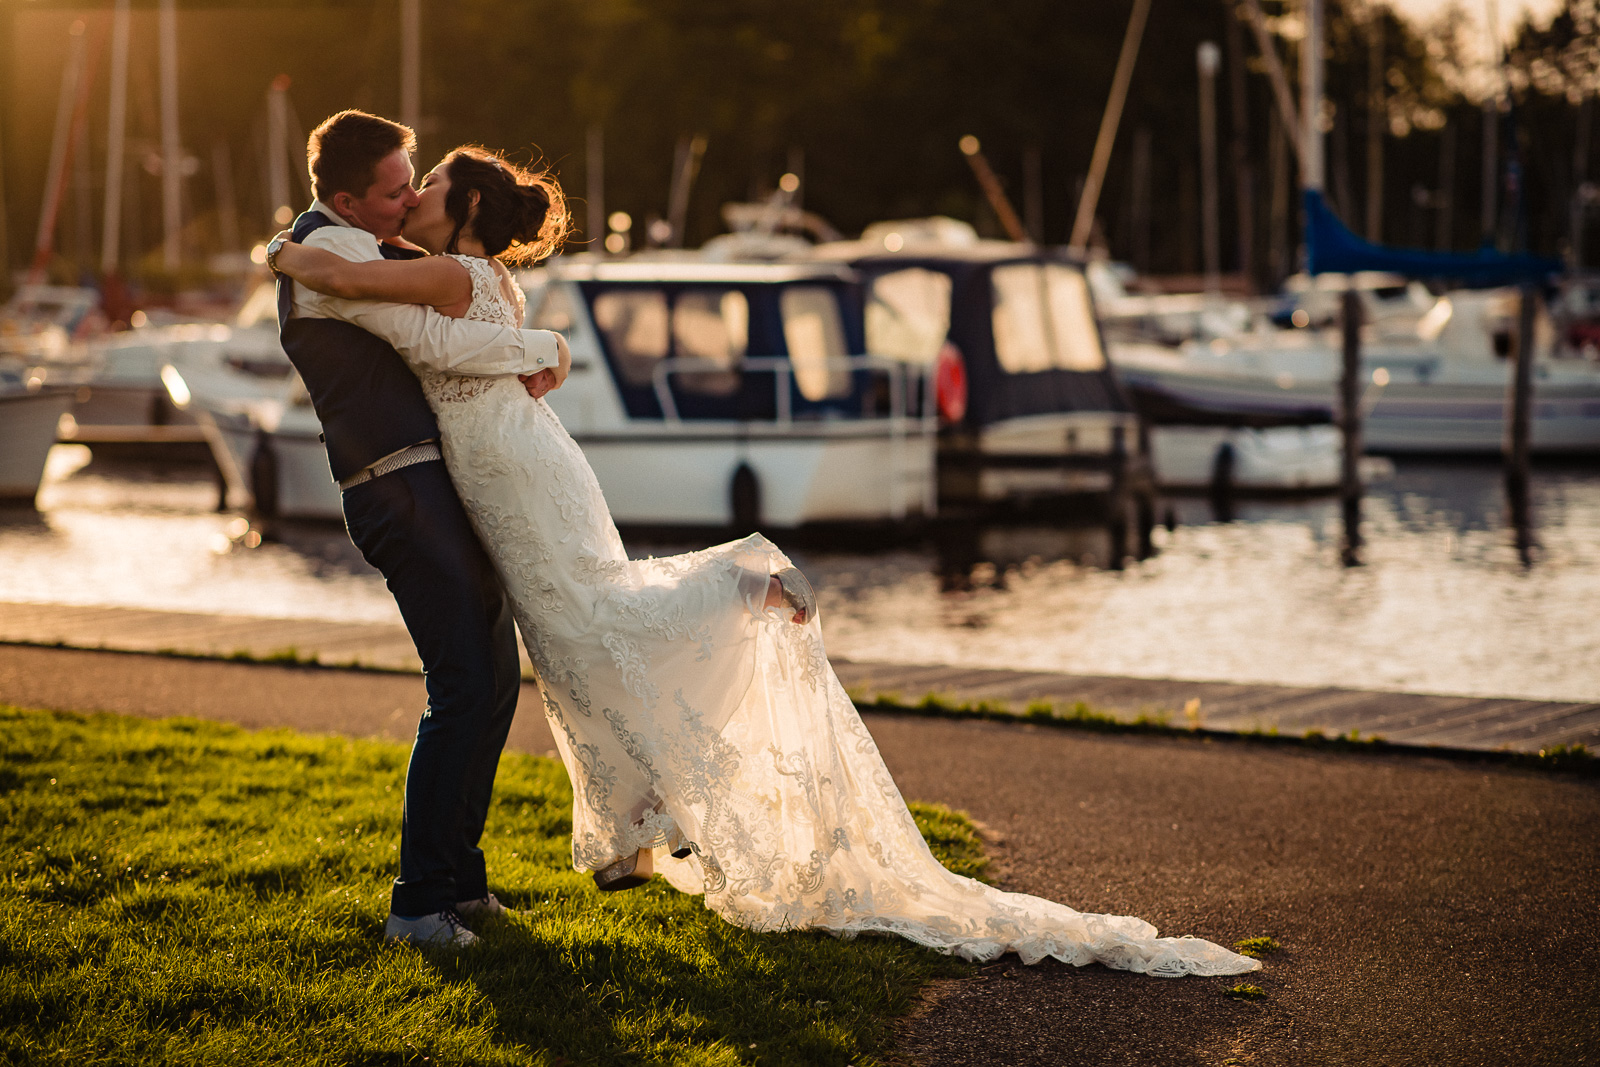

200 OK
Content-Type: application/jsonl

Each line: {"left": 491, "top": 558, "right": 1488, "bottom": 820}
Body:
{"left": 518, "top": 333, "right": 570, "bottom": 399}
{"left": 519, "top": 368, "right": 556, "bottom": 398}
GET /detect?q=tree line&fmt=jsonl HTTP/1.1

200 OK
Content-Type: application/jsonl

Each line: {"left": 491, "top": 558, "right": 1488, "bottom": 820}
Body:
{"left": 2, "top": 0, "right": 1594, "bottom": 298}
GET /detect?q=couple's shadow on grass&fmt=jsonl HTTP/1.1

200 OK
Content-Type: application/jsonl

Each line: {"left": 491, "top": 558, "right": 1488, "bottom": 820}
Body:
{"left": 389, "top": 876, "right": 961, "bottom": 1065}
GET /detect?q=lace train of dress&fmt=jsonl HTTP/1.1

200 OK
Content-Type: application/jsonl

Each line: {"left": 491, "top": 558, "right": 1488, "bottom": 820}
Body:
{"left": 416, "top": 255, "right": 1260, "bottom": 978}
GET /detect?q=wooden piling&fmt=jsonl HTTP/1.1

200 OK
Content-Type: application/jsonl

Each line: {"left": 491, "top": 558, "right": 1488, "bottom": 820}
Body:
{"left": 1505, "top": 285, "right": 1536, "bottom": 560}
{"left": 1340, "top": 287, "right": 1364, "bottom": 562}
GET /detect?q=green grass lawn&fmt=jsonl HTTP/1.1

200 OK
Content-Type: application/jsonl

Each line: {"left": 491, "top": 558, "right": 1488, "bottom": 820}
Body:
{"left": 0, "top": 705, "right": 988, "bottom": 1066}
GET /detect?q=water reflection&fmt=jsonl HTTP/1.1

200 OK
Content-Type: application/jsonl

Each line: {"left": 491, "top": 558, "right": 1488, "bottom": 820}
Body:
{"left": 2, "top": 447, "right": 1597, "bottom": 701}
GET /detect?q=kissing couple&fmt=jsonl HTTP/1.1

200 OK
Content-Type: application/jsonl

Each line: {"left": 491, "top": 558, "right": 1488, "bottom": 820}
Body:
{"left": 269, "top": 107, "right": 1258, "bottom": 977}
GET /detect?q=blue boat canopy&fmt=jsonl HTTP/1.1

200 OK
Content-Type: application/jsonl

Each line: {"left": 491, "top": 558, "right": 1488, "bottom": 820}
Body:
{"left": 1304, "top": 190, "right": 1562, "bottom": 288}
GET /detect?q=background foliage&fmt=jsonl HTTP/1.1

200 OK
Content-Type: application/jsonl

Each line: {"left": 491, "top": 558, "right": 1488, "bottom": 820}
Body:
{"left": 1, "top": 0, "right": 1594, "bottom": 292}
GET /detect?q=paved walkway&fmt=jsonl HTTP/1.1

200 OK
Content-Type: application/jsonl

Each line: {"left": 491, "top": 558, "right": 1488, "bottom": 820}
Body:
{"left": 1, "top": 642, "right": 1595, "bottom": 1066}
{"left": 3, "top": 599, "right": 1596, "bottom": 754}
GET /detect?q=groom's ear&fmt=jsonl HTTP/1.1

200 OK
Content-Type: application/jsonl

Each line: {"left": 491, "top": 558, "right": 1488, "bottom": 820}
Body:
{"left": 328, "top": 191, "right": 358, "bottom": 223}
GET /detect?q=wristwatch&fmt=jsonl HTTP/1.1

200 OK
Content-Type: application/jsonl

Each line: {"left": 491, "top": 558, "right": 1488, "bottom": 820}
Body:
{"left": 265, "top": 235, "right": 288, "bottom": 275}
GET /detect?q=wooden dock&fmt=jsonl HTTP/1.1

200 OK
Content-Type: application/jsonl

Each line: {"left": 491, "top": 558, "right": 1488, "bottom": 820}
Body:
{"left": 2, "top": 600, "right": 1595, "bottom": 755}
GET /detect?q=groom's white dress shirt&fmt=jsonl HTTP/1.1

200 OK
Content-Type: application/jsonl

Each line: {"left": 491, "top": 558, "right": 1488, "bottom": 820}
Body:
{"left": 285, "top": 198, "right": 557, "bottom": 376}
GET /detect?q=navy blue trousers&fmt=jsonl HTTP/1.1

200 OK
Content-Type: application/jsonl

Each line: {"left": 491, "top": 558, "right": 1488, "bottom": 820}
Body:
{"left": 341, "top": 459, "right": 521, "bottom": 917}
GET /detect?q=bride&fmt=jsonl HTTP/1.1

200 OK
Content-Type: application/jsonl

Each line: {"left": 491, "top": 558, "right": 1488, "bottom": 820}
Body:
{"left": 272, "top": 146, "right": 1259, "bottom": 978}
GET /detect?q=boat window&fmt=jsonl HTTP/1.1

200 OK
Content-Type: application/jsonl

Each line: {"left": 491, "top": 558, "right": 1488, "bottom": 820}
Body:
{"left": 672, "top": 289, "right": 747, "bottom": 396}
{"left": 1044, "top": 264, "right": 1105, "bottom": 371}
{"left": 591, "top": 288, "right": 669, "bottom": 386}
{"left": 531, "top": 282, "right": 576, "bottom": 333}
{"left": 781, "top": 286, "right": 852, "bottom": 401}
{"left": 866, "top": 268, "right": 951, "bottom": 364}
{"left": 990, "top": 263, "right": 1054, "bottom": 373}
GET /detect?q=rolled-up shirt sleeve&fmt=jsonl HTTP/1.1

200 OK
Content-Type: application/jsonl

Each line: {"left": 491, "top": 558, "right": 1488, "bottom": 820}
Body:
{"left": 295, "top": 227, "right": 559, "bottom": 377}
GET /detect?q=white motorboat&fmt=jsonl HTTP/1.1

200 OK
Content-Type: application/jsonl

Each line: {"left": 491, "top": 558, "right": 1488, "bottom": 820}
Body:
{"left": 1086, "top": 260, "right": 1257, "bottom": 345}
{"left": 0, "top": 284, "right": 101, "bottom": 362}
{"left": 199, "top": 385, "right": 337, "bottom": 521}
{"left": 0, "top": 364, "right": 75, "bottom": 505}
{"left": 167, "top": 258, "right": 939, "bottom": 529}
{"left": 525, "top": 258, "right": 936, "bottom": 528}
{"left": 809, "top": 229, "right": 1154, "bottom": 522}
{"left": 64, "top": 281, "right": 282, "bottom": 446}
{"left": 158, "top": 326, "right": 328, "bottom": 519}
{"left": 1112, "top": 289, "right": 1600, "bottom": 455}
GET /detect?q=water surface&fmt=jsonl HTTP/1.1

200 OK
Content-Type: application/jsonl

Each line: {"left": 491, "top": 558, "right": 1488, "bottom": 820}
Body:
{"left": 3, "top": 445, "right": 1595, "bottom": 702}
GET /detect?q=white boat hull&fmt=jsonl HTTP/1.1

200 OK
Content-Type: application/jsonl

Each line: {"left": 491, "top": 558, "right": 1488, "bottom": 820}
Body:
{"left": 0, "top": 390, "right": 75, "bottom": 503}
{"left": 204, "top": 417, "right": 934, "bottom": 529}
{"left": 1148, "top": 425, "right": 1342, "bottom": 490}
{"left": 579, "top": 426, "right": 935, "bottom": 527}
{"left": 1112, "top": 290, "right": 1600, "bottom": 456}
{"left": 1121, "top": 363, "right": 1600, "bottom": 455}
{"left": 208, "top": 412, "right": 342, "bottom": 522}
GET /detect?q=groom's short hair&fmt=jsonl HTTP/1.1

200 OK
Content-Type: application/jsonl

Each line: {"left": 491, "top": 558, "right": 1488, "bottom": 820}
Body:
{"left": 307, "top": 110, "right": 418, "bottom": 201}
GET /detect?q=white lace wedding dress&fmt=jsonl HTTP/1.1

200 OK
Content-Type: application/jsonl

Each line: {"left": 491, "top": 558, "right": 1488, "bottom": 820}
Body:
{"left": 413, "top": 254, "right": 1259, "bottom": 977}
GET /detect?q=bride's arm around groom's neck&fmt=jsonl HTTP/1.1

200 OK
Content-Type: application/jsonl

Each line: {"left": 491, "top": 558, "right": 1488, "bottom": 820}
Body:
{"left": 289, "top": 224, "right": 560, "bottom": 379}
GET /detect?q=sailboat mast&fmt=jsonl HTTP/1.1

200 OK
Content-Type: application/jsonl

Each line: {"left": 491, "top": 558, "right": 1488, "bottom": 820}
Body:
{"left": 1068, "top": 0, "right": 1152, "bottom": 254}
{"left": 1480, "top": 0, "right": 1502, "bottom": 244}
{"left": 34, "top": 21, "right": 88, "bottom": 275}
{"left": 101, "top": 0, "right": 130, "bottom": 277}
{"left": 400, "top": 0, "right": 420, "bottom": 139}
{"left": 159, "top": 0, "right": 182, "bottom": 271}
{"left": 1300, "top": 0, "right": 1325, "bottom": 194}
{"left": 267, "top": 76, "right": 291, "bottom": 225}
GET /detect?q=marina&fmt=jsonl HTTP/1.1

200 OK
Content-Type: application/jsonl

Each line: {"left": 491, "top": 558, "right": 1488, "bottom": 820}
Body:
{"left": 0, "top": 0, "right": 1596, "bottom": 1063}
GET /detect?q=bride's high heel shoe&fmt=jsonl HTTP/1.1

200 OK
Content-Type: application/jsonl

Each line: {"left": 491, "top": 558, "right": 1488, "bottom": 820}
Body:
{"left": 593, "top": 847, "right": 655, "bottom": 892}
{"left": 773, "top": 566, "right": 815, "bottom": 625}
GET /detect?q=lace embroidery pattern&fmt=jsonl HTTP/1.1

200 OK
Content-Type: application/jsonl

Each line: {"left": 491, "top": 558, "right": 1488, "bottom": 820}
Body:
{"left": 398, "top": 250, "right": 1262, "bottom": 979}
{"left": 420, "top": 255, "right": 522, "bottom": 406}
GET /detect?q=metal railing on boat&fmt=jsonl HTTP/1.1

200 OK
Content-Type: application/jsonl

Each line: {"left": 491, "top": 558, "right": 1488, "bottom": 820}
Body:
{"left": 649, "top": 355, "right": 937, "bottom": 521}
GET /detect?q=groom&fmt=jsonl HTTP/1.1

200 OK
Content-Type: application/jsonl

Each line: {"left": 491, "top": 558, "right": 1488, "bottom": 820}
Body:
{"left": 270, "top": 109, "right": 568, "bottom": 947}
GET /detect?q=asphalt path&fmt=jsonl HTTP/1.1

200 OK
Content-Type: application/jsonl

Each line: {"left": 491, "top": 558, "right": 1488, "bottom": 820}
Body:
{"left": 3, "top": 644, "right": 1596, "bottom": 1066}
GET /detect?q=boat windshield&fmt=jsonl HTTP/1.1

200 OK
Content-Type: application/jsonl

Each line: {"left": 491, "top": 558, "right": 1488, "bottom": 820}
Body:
{"left": 991, "top": 264, "right": 1054, "bottom": 373}
{"left": 590, "top": 285, "right": 753, "bottom": 398}
{"left": 781, "top": 286, "right": 851, "bottom": 401}
{"left": 865, "top": 268, "right": 951, "bottom": 365}
{"left": 1045, "top": 264, "right": 1106, "bottom": 371}
{"left": 672, "top": 289, "right": 747, "bottom": 396}
{"left": 992, "top": 263, "right": 1106, "bottom": 374}
{"left": 591, "top": 288, "right": 670, "bottom": 386}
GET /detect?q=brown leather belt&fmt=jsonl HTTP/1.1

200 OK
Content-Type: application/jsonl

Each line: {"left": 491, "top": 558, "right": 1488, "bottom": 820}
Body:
{"left": 337, "top": 440, "right": 442, "bottom": 491}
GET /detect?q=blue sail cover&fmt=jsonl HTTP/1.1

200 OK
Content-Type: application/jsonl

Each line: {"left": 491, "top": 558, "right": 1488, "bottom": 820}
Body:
{"left": 1304, "top": 190, "right": 1562, "bottom": 287}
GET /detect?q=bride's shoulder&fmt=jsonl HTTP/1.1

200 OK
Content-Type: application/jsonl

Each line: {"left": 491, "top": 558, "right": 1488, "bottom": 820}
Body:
{"left": 481, "top": 258, "right": 526, "bottom": 318}
{"left": 443, "top": 252, "right": 494, "bottom": 276}
{"left": 445, "top": 253, "right": 500, "bottom": 294}
{"left": 446, "top": 254, "right": 523, "bottom": 319}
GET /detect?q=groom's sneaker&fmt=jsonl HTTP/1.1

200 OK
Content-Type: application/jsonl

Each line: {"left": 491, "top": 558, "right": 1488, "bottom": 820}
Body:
{"left": 384, "top": 908, "right": 479, "bottom": 948}
{"left": 454, "top": 892, "right": 514, "bottom": 923}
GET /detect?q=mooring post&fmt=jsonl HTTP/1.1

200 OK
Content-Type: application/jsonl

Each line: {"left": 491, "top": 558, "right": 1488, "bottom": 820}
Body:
{"left": 1340, "top": 287, "right": 1364, "bottom": 563}
{"left": 1505, "top": 284, "right": 1536, "bottom": 560}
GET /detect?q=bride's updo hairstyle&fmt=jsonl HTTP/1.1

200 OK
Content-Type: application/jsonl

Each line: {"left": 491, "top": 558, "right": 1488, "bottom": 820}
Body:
{"left": 442, "top": 146, "right": 569, "bottom": 265}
